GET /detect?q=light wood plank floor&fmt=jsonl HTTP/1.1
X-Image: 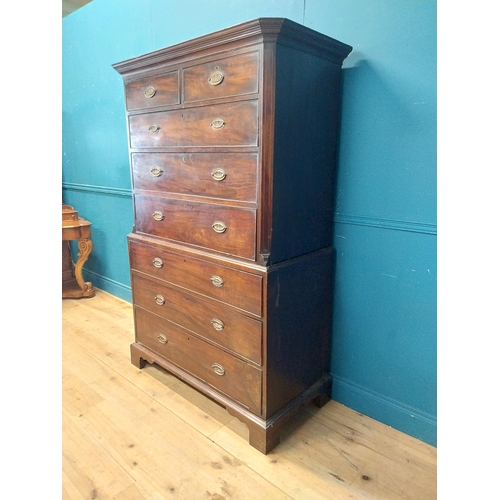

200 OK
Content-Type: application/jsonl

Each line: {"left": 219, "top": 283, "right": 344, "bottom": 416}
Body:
{"left": 62, "top": 289, "right": 437, "bottom": 499}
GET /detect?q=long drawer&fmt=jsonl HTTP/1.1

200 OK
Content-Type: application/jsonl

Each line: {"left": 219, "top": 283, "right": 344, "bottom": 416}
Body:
{"left": 132, "top": 152, "right": 258, "bottom": 202}
{"left": 132, "top": 273, "right": 262, "bottom": 364}
{"left": 129, "top": 239, "right": 262, "bottom": 316}
{"left": 134, "top": 194, "right": 256, "bottom": 259}
{"left": 134, "top": 305, "right": 262, "bottom": 413}
{"left": 128, "top": 100, "right": 258, "bottom": 148}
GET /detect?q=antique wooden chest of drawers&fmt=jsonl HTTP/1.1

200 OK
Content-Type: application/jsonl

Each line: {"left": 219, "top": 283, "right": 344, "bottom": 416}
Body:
{"left": 113, "top": 18, "right": 352, "bottom": 454}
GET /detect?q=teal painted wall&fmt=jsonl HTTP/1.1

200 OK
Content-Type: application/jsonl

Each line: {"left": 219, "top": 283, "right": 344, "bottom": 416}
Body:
{"left": 62, "top": 0, "right": 437, "bottom": 446}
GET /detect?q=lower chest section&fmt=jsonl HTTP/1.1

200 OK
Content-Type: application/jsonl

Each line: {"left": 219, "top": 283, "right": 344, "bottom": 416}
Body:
{"left": 129, "top": 238, "right": 265, "bottom": 414}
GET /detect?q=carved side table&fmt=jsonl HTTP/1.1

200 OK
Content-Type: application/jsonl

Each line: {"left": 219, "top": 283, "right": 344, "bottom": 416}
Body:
{"left": 62, "top": 204, "right": 95, "bottom": 299}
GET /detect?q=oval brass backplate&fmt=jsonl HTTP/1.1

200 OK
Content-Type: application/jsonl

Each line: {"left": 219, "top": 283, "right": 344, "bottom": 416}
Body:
{"left": 152, "top": 257, "right": 163, "bottom": 269}
{"left": 151, "top": 166, "right": 163, "bottom": 177}
{"left": 209, "top": 275, "right": 224, "bottom": 287}
{"left": 210, "top": 119, "right": 225, "bottom": 130}
{"left": 208, "top": 71, "right": 224, "bottom": 86}
{"left": 153, "top": 210, "right": 164, "bottom": 221}
{"left": 154, "top": 294, "right": 165, "bottom": 306}
{"left": 212, "top": 363, "right": 225, "bottom": 376}
{"left": 157, "top": 333, "right": 168, "bottom": 344}
{"left": 144, "top": 85, "right": 156, "bottom": 98}
{"left": 211, "top": 168, "right": 226, "bottom": 181}
{"left": 212, "top": 221, "right": 226, "bottom": 233}
{"left": 211, "top": 318, "right": 225, "bottom": 331}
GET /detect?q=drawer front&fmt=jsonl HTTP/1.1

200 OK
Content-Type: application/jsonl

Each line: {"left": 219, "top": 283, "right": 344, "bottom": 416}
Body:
{"left": 129, "top": 101, "right": 258, "bottom": 148}
{"left": 132, "top": 273, "right": 262, "bottom": 364}
{"left": 129, "top": 240, "right": 262, "bottom": 316}
{"left": 135, "top": 195, "right": 256, "bottom": 260}
{"left": 183, "top": 51, "right": 259, "bottom": 103}
{"left": 132, "top": 152, "right": 258, "bottom": 202}
{"left": 125, "top": 71, "right": 179, "bottom": 110}
{"left": 134, "top": 306, "right": 262, "bottom": 413}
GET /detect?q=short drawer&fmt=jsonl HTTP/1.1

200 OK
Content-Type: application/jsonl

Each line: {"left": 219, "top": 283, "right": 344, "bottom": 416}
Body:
{"left": 129, "top": 239, "right": 262, "bottom": 316}
{"left": 183, "top": 51, "right": 259, "bottom": 103}
{"left": 132, "top": 273, "right": 262, "bottom": 365}
{"left": 134, "top": 305, "right": 262, "bottom": 413}
{"left": 125, "top": 71, "right": 180, "bottom": 110}
{"left": 132, "top": 152, "right": 258, "bottom": 202}
{"left": 129, "top": 100, "right": 258, "bottom": 148}
{"left": 134, "top": 195, "right": 256, "bottom": 260}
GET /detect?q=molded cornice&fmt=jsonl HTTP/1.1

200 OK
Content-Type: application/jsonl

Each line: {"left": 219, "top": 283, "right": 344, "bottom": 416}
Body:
{"left": 112, "top": 18, "right": 352, "bottom": 76}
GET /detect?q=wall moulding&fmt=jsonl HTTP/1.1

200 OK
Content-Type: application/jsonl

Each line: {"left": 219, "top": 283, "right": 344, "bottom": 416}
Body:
{"left": 334, "top": 213, "right": 436, "bottom": 235}
{"left": 62, "top": 182, "right": 132, "bottom": 198}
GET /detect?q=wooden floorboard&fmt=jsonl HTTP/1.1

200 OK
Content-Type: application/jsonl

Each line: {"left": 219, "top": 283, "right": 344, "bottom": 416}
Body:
{"left": 62, "top": 288, "right": 437, "bottom": 499}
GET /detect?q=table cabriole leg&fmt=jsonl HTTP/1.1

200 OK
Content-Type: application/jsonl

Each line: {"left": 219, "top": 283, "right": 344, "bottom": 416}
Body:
{"left": 74, "top": 238, "right": 94, "bottom": 295}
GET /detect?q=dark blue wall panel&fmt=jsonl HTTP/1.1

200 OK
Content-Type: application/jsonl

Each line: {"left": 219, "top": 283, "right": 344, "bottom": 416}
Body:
{"left": 332, "top": 223, "right": 436, "bottom": 444}
{"left": 62, "top": 0, "right": 436, "bottom": 446}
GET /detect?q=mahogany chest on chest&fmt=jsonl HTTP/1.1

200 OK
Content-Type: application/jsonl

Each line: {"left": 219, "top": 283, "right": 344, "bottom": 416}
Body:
{"left": 113, "top": 18, "right": 352, "bottom": 453}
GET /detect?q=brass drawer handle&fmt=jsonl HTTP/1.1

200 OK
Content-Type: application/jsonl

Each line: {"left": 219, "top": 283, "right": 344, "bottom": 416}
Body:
{"left": 212, "top": 363, "right": 225, "bottom": 376}
{"left": 210, "top": 119, "right": 225, "bottom": 130}
{"left": 209, "top": 275, "right": 224, "bottom": 287}
{"left": 148, "top": 124, "right": 160, "bottom": 133}
{"left": 211, "top": 318, "right": 225, "bottom": 331}
{"left": 211, "top": 168, "right": 226, "bottom": 182}
{"left": 153, "top": 210, "right": 164, "bottom": 221}
{"left": 208, "top": 69, "right": 224, "bottom": 86}
{"left": 151, "top": 166, "right": 163, "bottom": 177}
{"left": 212, "top": 221, "right": 226, "bottom": 234}
{"left": 157, "top": 333, "right": 168, "bottom": 344}
{"left": 152, "top": 257, "right": 163, "bottom": 268}
{"left": 154, "top": 294, "right": 165, "bottom": 305}
{"left": 144, "top": 85, "right": 156, "bottom": 98}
